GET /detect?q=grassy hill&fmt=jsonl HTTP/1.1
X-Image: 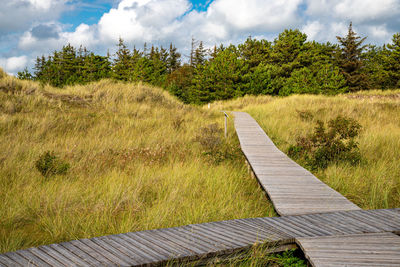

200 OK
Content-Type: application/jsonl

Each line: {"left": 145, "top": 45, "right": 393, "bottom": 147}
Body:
{"left": 0, "top": 69, "right": 274, "bottom": 254}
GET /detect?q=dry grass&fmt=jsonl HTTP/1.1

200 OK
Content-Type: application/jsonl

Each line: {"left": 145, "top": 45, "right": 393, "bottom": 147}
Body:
{"left": 0, "top": 71, "right": 275, "bottom": 253}
{"left": 212, "top": 92, "right": 400, "bottom": 210}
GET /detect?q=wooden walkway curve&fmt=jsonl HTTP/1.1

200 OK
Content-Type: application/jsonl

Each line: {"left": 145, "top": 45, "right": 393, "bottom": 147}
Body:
{"left": 233, "top": 111, "right": 361, "bottom": 216}
{"left": 1, "top": 111, "right": 399, "bottom": 266}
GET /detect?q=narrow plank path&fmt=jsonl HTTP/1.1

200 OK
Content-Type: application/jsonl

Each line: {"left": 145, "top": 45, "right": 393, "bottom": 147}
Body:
{"left": 1, "top": 209, "right": 400, "bottom": 266}
{"left": 233, "top": 111, "right": 361, "bottom": 216}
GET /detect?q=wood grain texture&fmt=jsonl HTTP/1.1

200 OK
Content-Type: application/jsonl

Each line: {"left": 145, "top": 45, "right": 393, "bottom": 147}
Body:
{"left": 233, "top": 111, "right": 361, "bottom": 216}
{"left": 1, "top": 209, "right": 400, "bottom": 266}
{"left": 297, "top": 232, "right": 400, "bottom": 267}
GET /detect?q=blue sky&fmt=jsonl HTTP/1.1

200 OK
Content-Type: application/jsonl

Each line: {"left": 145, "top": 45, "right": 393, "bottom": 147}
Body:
{"left": 1, "top": 0, "right": 400, "bottom": 74}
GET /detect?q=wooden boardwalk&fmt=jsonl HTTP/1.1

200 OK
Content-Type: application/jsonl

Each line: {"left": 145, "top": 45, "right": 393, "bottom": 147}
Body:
{"left": 1, "top": 112, "right": 399, "bottom": 266}
{"left": 233, "top": 111, "right": 400, "bottom": 266}
{"left": 233, "top": 111, "right": 361, "bottom": 216}
{"left": 1, "top": 209, "right": 400, "bottom": 266}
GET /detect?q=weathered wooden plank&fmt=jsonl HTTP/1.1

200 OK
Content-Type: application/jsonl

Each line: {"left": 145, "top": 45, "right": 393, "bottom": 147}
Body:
{"left": 2, "top": 252, "right": 32, "bottom": 267}
{"left": 41, "top": 245, "right": 88, "bottom": 267}
{"left": 65, "top": 240, "right": 116, "bottom": 266}
{"left": 131, "top": 231, "right": 186, "bottom": 258}
{"left": 297, "top": 232, "right": 400, "bottom": 267}
{"left": 178, "top": 225, "right": 235, "bottom": 248}
{"left": 0, "top": 254, "right": 20, "bottom": 267}
{"left": 94, "top": 236, "right": 143, "bottom": 266}
{"left": 15, "top": 249, "right": 53, "bottom": 267}
{"left": 113, "top": 233, "right": 164, "bottom": 262}
{"left": 152, "top": 229, "right": 207, "bottom": 255}
{"left": 27, "top": 247, "right": 66, "bottom": 267}
{"left": 167, "top": 227, "right": 223, "bottom": 252}
{"left": 48, "top": 243, "right": 94, "bottom": 266}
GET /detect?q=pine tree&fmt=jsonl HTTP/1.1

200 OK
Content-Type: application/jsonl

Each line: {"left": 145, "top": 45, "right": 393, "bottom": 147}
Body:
{"left": 61, "top": 44, "right": 77, "bottom": 85}
{"left": 34, "top": 56, "right": 45, "bottom": 81}
{"left": 209, "top": 45, "right": 218, "bottom": 61}
{"left": 336, "top": 22, "right": 369, "bottom": 91}
{"left": 167, "top": 43, "right": 181, "bottom": 73}
{"left": 384, "top": 33, "right": 400, "bottom": 87}
{"left": 113, "top": 38, "right": 132, "bottom": 81}
{"left": 193, "top": 41, "right": 206, "bottom": 66}
{"left": 17, "top": 68, "right": 33, "bottom": 80}
{"left": 189, "top": 37, "right": 197, "bottom": 67}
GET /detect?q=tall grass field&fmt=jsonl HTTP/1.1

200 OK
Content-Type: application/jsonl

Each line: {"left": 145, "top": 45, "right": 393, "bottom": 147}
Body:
{"left": 0, "top": 69, "right": 274, "bottom": 254}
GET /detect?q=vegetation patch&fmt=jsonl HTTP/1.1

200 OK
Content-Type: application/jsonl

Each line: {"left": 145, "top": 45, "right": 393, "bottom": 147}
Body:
{"left": 288, "top": 115, "right": 362, "bottom": 169}
{"left": 35, "top": 151, "right": 70, "bottom": 177}
{"left": 195, "top": 123, "right": 242, "bottom": 164}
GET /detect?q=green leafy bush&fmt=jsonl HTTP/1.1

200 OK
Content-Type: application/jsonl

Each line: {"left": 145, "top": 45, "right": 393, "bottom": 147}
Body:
{"left": 35, "top": 151, "right": 70, "bottom": 177}
{"left": 288, "top": 115, "right": 362, "bottom": 169}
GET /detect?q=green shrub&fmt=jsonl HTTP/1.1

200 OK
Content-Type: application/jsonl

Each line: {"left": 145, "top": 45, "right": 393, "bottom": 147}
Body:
{"left": 35, "top": 151, "right": 70, "bottom": 177}
{"left": 288, "top": 115, "right": 362, "bottom": 169}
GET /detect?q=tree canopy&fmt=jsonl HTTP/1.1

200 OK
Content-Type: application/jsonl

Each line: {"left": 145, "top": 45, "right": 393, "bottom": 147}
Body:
{"left": 18, "top": 23, "right": 400, "bottom": 104}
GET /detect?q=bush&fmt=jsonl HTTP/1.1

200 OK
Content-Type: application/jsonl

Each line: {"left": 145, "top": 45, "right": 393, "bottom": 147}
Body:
{"left": 35, "top": 151, "right": 70, "bottom": 177}
{"left": 288, "top": 115, "right": 362, "bottom": 169}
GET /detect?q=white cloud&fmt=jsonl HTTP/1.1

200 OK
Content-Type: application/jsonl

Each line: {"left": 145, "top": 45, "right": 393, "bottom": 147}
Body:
{"left": 334, "top": 0, "right": 400, "bottom": 22}
{"left": 306, "top": 0, "right": 400, "bottom": 23}
{"left": 64, "top": 24, "right": 98, "bottom": 48}
{"left": 302, "top": 21, "right": 324, "bottom": 41}
{"left": 0, "top": 56, "right": 28, "bottom": 74}
{"left": 98, "top": 0, "right": 191, "bottom": 44}
{"left": 0, "top": 0, "right": 68, "bottom": 34}
{"left": 208, "top": 0, "right": 302, "bottom": 32}
{"left": 366, "top": 24, "right": 392, "bottom": 44}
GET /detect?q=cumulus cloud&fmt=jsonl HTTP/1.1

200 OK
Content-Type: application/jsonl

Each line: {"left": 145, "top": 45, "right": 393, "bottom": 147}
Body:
{"left": 302, "top": 21, "right": 324, "bottom": 41}
{"left": 0, "top": 0, "right": 68, "bottom": 34}
{"left": 306, "top": 0, "right": 400, "bottom": 22}
{"left": 18, "top": 22, "right": 98, "bottom": 53}
{"left": 207, "top": 0, "right": 302, "bottom": 32}
{"left": 333, "top": 0, "right": 400, "bottom": 23}
{"left": 303, "top": 0, "right": 400, "bottom": 43}
{"left": 98, "top": 0, "right": 191, "bottom": 44}
{"left": 0, "top": 56, "right": 28, "bottom": 74}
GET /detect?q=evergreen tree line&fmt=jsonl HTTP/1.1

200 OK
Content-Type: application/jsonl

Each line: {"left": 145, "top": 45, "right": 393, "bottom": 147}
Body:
{"left": 18, "top": 23, "right": 400, "bottom": 104}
